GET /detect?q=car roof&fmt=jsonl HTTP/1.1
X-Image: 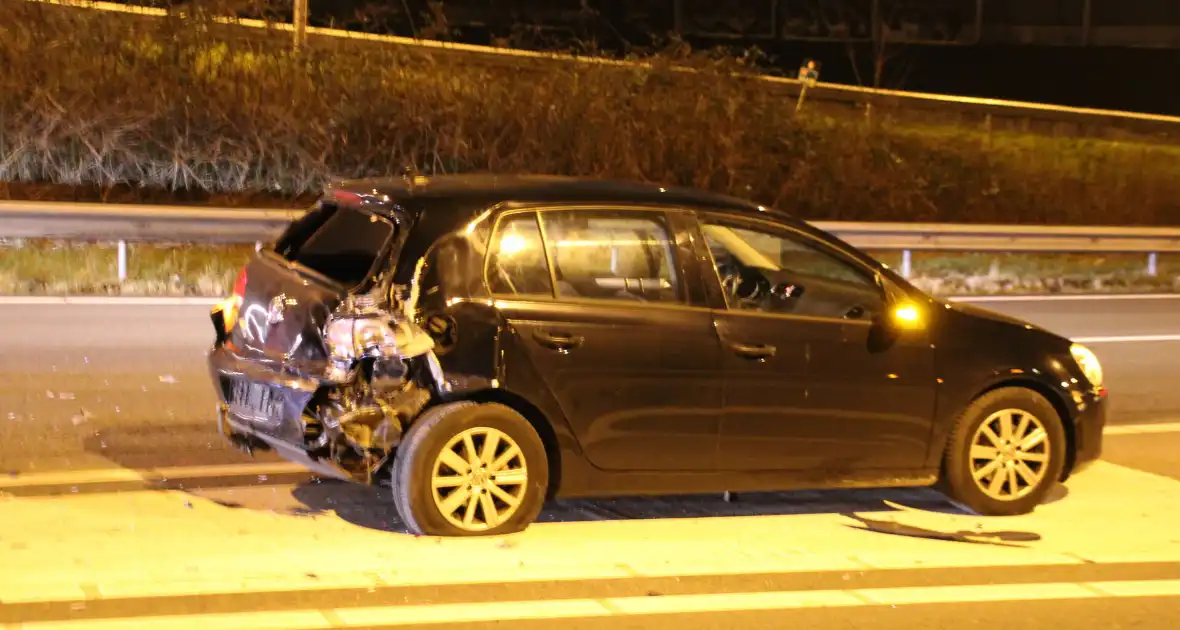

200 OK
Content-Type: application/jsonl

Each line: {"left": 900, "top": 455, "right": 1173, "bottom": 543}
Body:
{"left": 329, "top": 174, "right": 787, "bottom": 219}
{"left": 328, "top": 173, "right": 903, "bottom": 289}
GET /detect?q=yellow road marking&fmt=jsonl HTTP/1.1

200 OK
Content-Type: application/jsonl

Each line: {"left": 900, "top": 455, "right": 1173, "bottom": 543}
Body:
{"left": 0, "top": 468, "right": 147, "bottom": 488}
{"left": 1104, "top": 422, "right": 1180, "bottom": 435}
{"left": 0, "top": 463, "right": 309, "bottom": 489}
{"left": 145, "top": 463, "right": 309, "bottom": 480}
{"left": 15, "top": 579, "right": 1180, "bottom": 629}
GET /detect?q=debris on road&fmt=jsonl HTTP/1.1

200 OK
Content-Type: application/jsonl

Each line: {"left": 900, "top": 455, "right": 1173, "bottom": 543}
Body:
{"left": 70, "top": 409, "right": 94, "bottom": 426}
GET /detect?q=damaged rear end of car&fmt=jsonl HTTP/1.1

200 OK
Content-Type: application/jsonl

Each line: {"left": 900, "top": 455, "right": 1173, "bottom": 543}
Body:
{"left": 208, "top": 188, "right": 447, "bottom": 486}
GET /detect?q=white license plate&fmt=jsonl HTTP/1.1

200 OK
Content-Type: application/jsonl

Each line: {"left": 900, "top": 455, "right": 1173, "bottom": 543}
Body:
{"left": 227, "top": 380, "right": 283, "bottom": 424}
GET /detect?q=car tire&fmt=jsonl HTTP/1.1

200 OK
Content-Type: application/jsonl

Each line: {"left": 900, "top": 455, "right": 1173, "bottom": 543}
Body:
{"left": 391, "top": 401, "right": 549, "bottom": 537}
{"left": 939, "top": 387, "right": 1067, "bottom": 516}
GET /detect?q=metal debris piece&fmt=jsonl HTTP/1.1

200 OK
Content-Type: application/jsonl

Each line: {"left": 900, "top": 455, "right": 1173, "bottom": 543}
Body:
{"left": 70, "top": 409, "right": 95, "bottom": 426}
{"left": 842, "top": 512, "right": 1040, "bottom": 547}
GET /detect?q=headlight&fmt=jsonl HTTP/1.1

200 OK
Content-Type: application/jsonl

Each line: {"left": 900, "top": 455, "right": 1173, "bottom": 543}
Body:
{"left": 325, "top": 316, "right": 399, "bottom": 360}
{"left": 1070, "top": 343, "right": 1103, "bottom": 389}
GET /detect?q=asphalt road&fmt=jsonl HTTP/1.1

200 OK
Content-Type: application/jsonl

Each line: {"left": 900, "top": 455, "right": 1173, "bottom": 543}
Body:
{"left": 2, "top": 295, "right": 1179, "bottom": 629}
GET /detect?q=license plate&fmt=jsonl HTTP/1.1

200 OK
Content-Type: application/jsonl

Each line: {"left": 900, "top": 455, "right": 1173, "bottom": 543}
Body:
{"left": 227, "top": 380, "right": 283, "bottom": 424}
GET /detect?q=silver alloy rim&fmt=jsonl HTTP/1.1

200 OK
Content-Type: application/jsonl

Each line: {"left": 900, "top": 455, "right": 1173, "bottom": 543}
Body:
{"left": 969, "top": 408, "right": 1050, "bottom": 501}
{"left": 430, "top": 427, "right": 528, "bottom": 531}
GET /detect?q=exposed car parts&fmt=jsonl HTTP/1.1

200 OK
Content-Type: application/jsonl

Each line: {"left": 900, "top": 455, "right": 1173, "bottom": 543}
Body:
{"left": 302, "top": 266, "right": 444, "bottom": 485}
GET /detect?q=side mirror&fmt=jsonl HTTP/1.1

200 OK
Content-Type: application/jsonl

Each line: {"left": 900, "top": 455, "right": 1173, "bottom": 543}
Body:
{"left": 888, "top": 301, "right": 927, "bottom": 331}
{"left": 875, "top": 271, "right": 927, "bottom": 332}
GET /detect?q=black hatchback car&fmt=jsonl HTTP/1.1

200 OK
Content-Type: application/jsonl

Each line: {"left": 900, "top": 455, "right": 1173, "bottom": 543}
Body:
{"left": 208, "top": 174, "right": 1107, "bottom": 536}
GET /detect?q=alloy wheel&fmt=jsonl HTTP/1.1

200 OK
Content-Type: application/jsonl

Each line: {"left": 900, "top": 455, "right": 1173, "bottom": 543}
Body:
{"left": 430, "top": 427, "right": 529, "bottom": 531}
{"left": 969, "top": 408, "right": 1051, "bottom": 501}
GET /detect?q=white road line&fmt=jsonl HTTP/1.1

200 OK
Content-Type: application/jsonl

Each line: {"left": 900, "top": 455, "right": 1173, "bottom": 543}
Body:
{"left": 1072, "top": 334, "right": 1180, "bottom": 343}
{"left": 1105, "top": 422, "right": 1180, "bottom": 436}
{"left": 0, "top": 296, "right": 220, "bottom": 306}
{"left": 951, "top": 293, "right": 1180, "bottom": 302}
{"left": 17, "top": 579, "right": 1180, "bottom": 629}
{"left": 0, "top": 462, "right": 309, "bottom": 489}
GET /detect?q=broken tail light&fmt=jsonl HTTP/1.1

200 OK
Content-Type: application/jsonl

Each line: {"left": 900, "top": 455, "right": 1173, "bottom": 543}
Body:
{"left": 213, "top": 267, "right": 248, "bottom": 340}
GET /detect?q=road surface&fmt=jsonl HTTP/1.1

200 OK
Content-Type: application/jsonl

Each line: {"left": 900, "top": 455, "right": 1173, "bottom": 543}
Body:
{"left": 1, "top": 295, "right": 1179, "bottom": 629}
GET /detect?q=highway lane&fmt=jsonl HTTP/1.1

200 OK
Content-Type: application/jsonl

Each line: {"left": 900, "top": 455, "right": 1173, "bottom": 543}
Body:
{"left": 0, "top": 296, "right": 1177, "bottom": 477}
{"left": 958, "top": 294, "right": 1180, "bottom": 339}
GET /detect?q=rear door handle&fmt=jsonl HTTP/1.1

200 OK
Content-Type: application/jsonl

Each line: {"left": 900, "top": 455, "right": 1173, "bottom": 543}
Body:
{"left": 729, "top": 342, "right": 776, "bottom": 360}
{"left": 533, "top": 330, "right": 585, "bottom": 351}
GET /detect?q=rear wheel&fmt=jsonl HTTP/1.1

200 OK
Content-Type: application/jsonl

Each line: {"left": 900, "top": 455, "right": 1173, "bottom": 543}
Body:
{"left": 391, "top": 402, "right": 549, "bottom": 536}
{"left": 940, "top": 387, "right": 1067, "bottom": 516}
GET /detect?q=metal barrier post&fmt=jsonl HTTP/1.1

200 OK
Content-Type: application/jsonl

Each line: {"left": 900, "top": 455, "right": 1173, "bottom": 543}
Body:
{"left": 117, "top": 240, "right": 128, "bottom": 282}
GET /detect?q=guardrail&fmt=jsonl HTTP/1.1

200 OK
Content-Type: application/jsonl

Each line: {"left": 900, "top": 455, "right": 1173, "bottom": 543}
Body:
{"left": 3, "top": 201, "right": 1177, "bottom": 281}
{"left": 33, "top": 0, "right": 1180, "bottom": 138}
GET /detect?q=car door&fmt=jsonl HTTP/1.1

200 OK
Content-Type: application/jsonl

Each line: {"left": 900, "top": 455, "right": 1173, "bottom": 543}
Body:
{"left": 695, "top": 211, "right": 937, "bottom": 472}
{"left": 486, "top": 205, "right": 724, "bottom": 472}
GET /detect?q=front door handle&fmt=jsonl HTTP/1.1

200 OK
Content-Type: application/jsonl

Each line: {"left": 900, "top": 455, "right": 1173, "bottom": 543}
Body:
{"left": 729, "top": 342, "right": 776, "bottom": 360}
{"left": 533, "top": 330, "right": 585, "bottom": 351}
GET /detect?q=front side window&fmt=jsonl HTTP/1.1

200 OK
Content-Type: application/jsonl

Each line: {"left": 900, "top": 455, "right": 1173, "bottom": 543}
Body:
{"left": 540, "top": 210, "right": 684, "bottom": 305}
{"left": 486, "top": 212, "right": 553, "bottom": 298}
{"left": 702, "top": 217, "right": 883, "bottom": 320}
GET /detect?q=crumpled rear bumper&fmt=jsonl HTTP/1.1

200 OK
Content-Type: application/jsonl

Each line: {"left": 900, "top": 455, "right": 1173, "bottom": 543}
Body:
{"left": 207, "top": 345, "right": 322, "bottom": 447}
{"left": 208, "top": 346, "right": 357, "bottom": 481}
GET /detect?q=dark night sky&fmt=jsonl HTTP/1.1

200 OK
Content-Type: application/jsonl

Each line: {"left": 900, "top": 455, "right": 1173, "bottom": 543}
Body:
{"left": 740, "top": 40, "right": 1180, "bottom": 116}
{"left": 286, "top": 0, "right": 1180, "bottom": 116}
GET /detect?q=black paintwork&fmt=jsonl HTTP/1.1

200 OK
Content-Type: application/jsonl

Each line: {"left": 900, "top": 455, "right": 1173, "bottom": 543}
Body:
{"left": 208, "top": 174, "right": 1107, "bottom": 499}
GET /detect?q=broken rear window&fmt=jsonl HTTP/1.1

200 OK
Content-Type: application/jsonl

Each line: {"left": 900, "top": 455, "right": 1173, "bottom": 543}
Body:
{"left": 274, "top": 203, "right": 395, "bottom": 288}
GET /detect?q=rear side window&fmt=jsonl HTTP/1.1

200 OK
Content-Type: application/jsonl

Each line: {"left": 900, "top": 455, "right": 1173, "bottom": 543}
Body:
{"left": 274, "top": 203, "right": 394, "bottom": 288}
{"left": 485, "top": 212, "right": 553, "bottom": 298}
{"left": 540, "top": 210, "right": 683, "bottom": 304}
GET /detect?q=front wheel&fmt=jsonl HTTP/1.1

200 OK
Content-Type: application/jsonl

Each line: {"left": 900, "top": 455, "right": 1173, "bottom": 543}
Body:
{"left": 391, "top": 402, "right": 549, "bottom": 536}
{"left": 940, "top": 387, "right": 1067, "bottom": 516}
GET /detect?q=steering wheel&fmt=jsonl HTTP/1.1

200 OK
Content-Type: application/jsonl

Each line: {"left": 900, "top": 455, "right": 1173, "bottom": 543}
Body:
{"left": 719, "top": 266, "right": 768, "bottom": 309}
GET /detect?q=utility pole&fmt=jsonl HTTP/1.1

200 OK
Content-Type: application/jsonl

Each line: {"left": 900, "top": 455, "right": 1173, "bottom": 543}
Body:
{"left": 293, "top": 0, "right": 308, "bottom": 50}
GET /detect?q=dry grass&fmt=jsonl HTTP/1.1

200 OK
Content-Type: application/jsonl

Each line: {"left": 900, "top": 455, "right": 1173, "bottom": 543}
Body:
{"left": 0, "top": 240, "right": 253, "bottom": 296}
{"left": 1, "top": 240, "right": 1176, "bottom": 297}
{"left": 869, "top": 251, "right": 1179, "bottom": 295}
{"left": 1, "top": 1, "right": 1179, "bottom": 225}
